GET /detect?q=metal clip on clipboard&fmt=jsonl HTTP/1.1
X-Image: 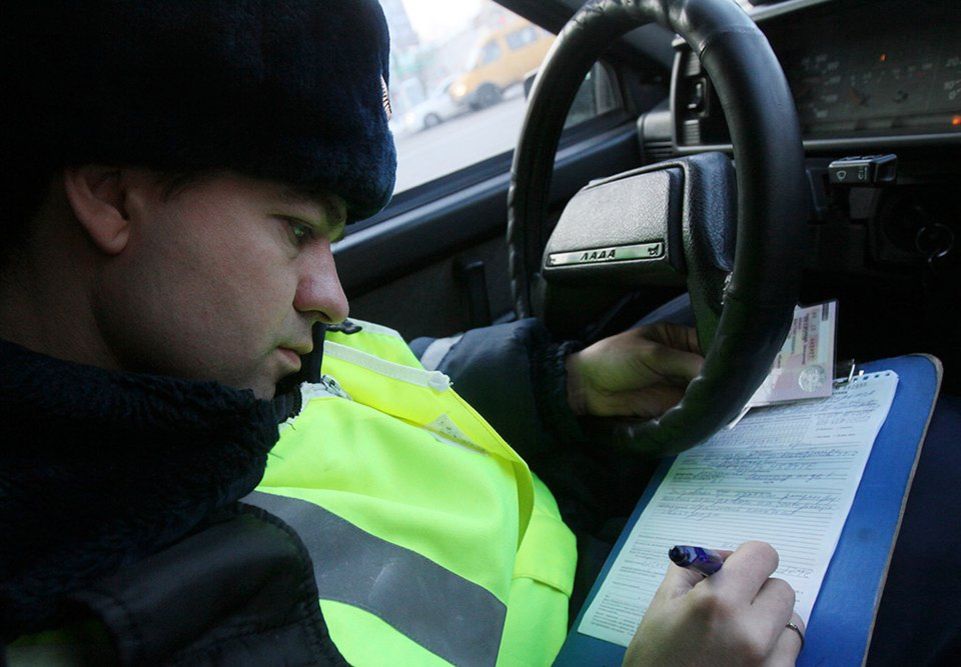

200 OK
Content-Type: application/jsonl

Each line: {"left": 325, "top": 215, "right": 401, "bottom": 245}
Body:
{"left": 834, "top": 359, "right": 864, "bottom": 387}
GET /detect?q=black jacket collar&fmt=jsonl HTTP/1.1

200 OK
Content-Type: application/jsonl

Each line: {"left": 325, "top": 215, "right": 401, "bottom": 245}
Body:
{"left": 0, "top": 340, "right": 279, "bottom": 638}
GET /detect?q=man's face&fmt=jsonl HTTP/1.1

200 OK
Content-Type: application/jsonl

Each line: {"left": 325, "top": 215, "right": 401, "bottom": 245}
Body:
{"left": 94, "top": 171, "right": 349, "bottom": 399}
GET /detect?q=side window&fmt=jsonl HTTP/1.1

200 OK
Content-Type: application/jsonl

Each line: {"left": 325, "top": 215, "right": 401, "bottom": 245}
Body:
{"left": 505, "top": 26, "right": 537, "bottom": 51}
{"left": 479, "top": 40, "right": 502, "bottom": 65}
{"left": 382, "top": 0, "right": 617, "bottom": 195}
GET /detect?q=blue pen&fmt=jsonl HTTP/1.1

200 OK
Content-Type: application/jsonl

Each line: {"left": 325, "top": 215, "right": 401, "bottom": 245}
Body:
{"left": 669, "top": 545, "right": 724, "bottom": 576}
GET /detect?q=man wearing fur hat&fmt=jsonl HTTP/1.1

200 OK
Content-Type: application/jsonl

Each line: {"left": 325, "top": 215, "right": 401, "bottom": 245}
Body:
{"left": 0, "top": 1, "right": 809, "bottom": 665}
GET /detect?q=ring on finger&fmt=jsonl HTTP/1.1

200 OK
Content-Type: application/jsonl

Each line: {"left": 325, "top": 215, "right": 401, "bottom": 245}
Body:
{"left": 785, "top": 621, "right": 805, "bottom": 651}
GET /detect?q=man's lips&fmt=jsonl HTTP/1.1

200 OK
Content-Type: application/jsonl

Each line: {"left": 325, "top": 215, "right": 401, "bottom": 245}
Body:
{"left": 278, "top": 347, "right": 306, "bottom": 370}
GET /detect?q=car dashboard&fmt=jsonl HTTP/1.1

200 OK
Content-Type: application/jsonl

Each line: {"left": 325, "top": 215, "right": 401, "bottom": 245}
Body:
{"left": 647, "top": 0, "right": 961, "bottom": 388}
{"left": 675, "top": 0, "right": 961, "bottom": 148}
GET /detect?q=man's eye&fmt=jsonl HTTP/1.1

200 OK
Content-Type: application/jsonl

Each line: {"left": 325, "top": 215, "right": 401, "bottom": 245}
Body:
{"left": 285, "top": 218, "right": 315, "bottom": 245}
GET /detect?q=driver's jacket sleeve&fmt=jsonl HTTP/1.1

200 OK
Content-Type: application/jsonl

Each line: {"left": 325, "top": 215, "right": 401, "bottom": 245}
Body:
{"left": 250, "top": 319, "right": 577, "bottom": 667}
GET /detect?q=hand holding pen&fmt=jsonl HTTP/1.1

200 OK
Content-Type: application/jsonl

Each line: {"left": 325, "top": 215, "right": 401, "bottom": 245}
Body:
{"left": 668, "top": 545, "right": 725, "bottom": 576}
{"left": 621, "top": 541, "right": 805, "bottom": 666}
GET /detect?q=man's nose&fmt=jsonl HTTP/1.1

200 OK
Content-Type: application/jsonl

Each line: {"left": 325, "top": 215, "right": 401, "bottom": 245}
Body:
{"left": 294, "top": 240, "right": 349, "bottom": 324}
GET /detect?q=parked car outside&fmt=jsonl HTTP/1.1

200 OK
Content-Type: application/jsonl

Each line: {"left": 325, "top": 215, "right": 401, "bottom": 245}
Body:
{"left": 392, "top": 78, "right": 468, "bottom": 137}
{"left": 449, "top": 18, "right": 555, "bottom": 110}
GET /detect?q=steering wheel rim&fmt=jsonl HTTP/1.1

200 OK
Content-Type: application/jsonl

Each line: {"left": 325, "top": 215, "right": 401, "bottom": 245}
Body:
{"left": 507, "top": 0, "right": 807, "bottom": 455}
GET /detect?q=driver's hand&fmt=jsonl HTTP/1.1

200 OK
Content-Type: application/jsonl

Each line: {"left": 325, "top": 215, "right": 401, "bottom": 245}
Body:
{"left": 622, "top": 541, "right": 803, "bottom": 667}
{"left": 565, "top": 323, "right": 703, "bottom": 418}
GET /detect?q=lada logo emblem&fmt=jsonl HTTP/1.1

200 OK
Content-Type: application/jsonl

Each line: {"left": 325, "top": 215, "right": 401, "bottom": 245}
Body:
{"left": 548, "top": 241, "right": 665, "bottom": 267}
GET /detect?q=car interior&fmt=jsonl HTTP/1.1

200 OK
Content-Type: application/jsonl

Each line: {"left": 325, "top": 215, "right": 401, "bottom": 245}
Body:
{"left": 340, "top": 0, "right": 961, "bottom": 423}
{"left": 5, "top": 2, "right": 958, "bottom": 664}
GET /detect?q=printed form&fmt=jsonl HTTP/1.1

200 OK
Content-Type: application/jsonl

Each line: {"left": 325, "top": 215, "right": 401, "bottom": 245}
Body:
{"left": 577, "top": 371, "right": 899, "bottom": 647}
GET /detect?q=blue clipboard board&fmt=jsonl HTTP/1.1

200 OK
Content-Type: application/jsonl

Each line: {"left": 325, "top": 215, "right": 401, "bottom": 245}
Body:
{"left": 555, "top": 354, "right": 942, "bottom": 667}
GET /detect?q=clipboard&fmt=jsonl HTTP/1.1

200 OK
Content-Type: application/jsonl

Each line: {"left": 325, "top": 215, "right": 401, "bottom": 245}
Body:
{"left": 555, "top": 354, "right": 942, "bottom": 666}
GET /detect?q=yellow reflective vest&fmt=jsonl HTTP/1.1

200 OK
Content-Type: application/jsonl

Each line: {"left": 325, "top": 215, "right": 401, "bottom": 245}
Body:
{"left": 251, "top": 319, "right": 577, "bottom": 666}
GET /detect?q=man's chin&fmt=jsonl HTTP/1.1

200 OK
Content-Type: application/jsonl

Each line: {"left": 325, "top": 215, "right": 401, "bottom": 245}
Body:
{"left": 228, "top": 373, "right": 286, "bottom": 401}
{"left": 273, "top": 370, "right": 304, "bottom": 399}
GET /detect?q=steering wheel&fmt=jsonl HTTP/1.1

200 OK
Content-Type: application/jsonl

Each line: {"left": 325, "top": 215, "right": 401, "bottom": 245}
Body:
{"left": 507, "top": 0, "right": 807, "bottom": 456}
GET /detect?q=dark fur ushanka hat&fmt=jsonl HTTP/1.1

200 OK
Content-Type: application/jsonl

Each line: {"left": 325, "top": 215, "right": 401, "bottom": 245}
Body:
{"left": 4, "top": 0, "right": 396, "bottom": 221}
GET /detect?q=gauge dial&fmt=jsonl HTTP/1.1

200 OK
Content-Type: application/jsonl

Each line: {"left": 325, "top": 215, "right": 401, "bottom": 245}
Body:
{"left": 790, "top": 53, "right": 844, "bottom": 123}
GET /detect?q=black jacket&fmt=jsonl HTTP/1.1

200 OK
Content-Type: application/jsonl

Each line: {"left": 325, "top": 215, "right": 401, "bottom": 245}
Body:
{"left": 0, "top": 339, "right": 346, "bottom": 664}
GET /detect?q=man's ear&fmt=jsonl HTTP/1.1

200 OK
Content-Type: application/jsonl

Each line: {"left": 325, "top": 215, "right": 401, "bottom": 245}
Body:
{"left": 62, "top": 165, "right": 131, "bottom": 255}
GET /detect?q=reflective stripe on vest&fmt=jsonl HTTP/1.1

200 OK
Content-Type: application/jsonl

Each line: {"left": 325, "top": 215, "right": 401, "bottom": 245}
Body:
{"left": 257, "top": 319, "right": 575, "bottom": 666}
{"left": 244, "top": 491, "right": 504, "bottom": 667}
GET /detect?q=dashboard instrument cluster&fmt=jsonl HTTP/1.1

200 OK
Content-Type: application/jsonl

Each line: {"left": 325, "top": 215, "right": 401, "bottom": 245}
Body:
{"left": 673, "top": 0, "right": 961, "bottom": 148}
